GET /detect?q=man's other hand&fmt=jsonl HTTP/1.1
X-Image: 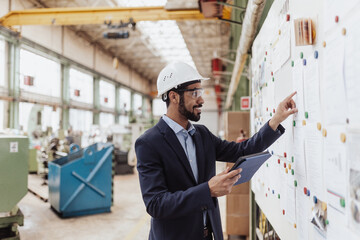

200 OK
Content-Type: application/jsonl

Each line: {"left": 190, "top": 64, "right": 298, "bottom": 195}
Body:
{"left": 208, "top": 167, "right": 242, "bottom": 197}
{"left": 269, "top": 91, "right": 298, "bottom": 131}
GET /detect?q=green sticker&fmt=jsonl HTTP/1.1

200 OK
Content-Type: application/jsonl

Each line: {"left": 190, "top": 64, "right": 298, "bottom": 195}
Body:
{"left": 340, "top": 198, "right": 345, "bottom": 207}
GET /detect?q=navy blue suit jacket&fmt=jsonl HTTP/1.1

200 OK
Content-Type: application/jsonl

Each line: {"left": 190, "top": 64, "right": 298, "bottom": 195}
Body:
{"left": 135, "top": 118, "right": 284, "bottom": 240}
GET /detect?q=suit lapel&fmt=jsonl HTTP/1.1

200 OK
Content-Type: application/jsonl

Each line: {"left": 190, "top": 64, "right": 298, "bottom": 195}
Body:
{"left": 158, "top": 119, "right": 197, "bottom": 184}
{"left": 192, "top": 129, "right": 206, "bottom": 183}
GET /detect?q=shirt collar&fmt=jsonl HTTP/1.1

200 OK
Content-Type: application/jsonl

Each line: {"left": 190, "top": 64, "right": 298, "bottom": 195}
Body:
{"left": 162, "top": 115, "right": 196, "bottom": 136}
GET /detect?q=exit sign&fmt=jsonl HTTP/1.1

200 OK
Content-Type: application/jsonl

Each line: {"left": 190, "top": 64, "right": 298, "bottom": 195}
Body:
{"left": 241, "top": 96, "right": 251, "bottom": 110}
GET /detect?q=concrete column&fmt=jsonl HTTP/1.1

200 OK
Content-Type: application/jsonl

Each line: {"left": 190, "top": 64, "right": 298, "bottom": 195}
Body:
{"left": 129, "top": 90, "right": 134, "bottom": 121}
{"left": 115, "top": 85, "right": 120, "bottom": 124}
{"left": 141, "top": 95, "right": 146, "bottom": 117}
{"left": 7, "top": 41, "right": 20, "bottom": 129}
{"left": 93, "top": 76, "right": 100, "bottom": 125}
{"left": 61, "top": 64, "right": 70, "bottom": 130}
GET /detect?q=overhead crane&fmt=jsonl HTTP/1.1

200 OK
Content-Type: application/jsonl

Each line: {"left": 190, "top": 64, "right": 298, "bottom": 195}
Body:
{"left": 0, "top": 6, "right": 215, "bottom": 27}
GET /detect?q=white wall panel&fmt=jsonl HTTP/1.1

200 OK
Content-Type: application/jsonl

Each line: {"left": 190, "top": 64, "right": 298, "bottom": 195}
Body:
{"left": 21, "top": 25, "right": 63, "bottom": 54}
{"left": 63, "top": 28, "right": 93, "bottom": 69}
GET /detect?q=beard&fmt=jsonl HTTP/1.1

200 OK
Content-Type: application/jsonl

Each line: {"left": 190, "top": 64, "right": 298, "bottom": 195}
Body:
{"left": 178, "top": 95, "right": 202, "bottom": 122}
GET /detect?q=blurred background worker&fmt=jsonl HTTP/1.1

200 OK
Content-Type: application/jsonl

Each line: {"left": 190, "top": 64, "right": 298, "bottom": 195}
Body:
{"left": 236, "top": 129, "right": 247, "bottom": 143}
{"left": 135, "top": 61, "right": 298, "bottom": 240}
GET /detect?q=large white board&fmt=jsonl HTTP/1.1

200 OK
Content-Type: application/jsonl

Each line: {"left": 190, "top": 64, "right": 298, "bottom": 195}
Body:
{"left": 250, "top": 0, "right": 360, "bottom": 239}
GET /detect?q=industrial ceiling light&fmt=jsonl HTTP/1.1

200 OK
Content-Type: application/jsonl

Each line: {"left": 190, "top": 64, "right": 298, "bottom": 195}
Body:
{"left": 103, "top": 18, "right": 135, "bottom": 39}
{"left": 104, "top": 18, "right": 136, "bottom": 31}
{"left": 103, "top": 31, "right": 130, "bottom": 39}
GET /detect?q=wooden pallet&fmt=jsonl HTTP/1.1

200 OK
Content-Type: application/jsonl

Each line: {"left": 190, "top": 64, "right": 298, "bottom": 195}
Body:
{"left": 27, "top": 174, "right": 48, "bottom": 203}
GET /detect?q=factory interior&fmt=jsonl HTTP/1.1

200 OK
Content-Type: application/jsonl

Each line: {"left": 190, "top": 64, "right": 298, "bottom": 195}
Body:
{"left": 1, "top": 0, "right": 360, "bottom": 240}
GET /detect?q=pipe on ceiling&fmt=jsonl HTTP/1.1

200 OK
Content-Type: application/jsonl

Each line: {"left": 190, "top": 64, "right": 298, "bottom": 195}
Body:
{"left": 225, "top": 0, "right": 266, "bottom": 109}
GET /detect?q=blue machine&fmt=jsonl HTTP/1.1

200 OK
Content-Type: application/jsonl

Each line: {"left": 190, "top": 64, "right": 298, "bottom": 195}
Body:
{"left": 48, "top": 143, "right": 114, "bottom": 217}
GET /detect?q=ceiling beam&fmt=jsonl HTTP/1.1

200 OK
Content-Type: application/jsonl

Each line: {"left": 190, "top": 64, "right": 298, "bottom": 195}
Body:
{"left": 0, "top": 6, "right": 215, "bottom": 27}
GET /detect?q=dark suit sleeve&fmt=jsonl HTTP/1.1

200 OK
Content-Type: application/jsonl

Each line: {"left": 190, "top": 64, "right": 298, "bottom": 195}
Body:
{"left": 209, "top": 120, "right": 285, "bottom": 163}
{"left": 136, "top": 138, "right": 215, "bottom": 220}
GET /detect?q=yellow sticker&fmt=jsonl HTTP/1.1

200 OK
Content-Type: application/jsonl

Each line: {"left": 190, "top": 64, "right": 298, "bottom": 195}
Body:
{"left": 340, "top": 133, "right": 346, "bottom": 143}
{"left": 322, "top": 129, "right": 327, "bottom": 137}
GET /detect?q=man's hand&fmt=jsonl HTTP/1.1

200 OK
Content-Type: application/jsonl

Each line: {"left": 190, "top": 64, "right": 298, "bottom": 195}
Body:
{"left": 269, "top": 91, "right": 298, "bottom": 131}
{"left": 208, "top": 167, "right": 242, "bottom": 197}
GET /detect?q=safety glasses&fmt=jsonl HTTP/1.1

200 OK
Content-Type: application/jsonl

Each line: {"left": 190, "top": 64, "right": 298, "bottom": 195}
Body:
{"left": 176, "top": 88, "right": 204, "bottom": 99}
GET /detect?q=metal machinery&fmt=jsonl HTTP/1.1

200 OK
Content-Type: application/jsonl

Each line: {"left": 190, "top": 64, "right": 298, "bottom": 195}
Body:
{"left": 109, "top": 123, "right": 146, "bottom": 175}
{"left": 38, "top": 137, "right": 68, "bottom": 185}
{"left": 28, "top": 148, "right": 38, "bottom": 173}
{"left": 48, "top": 143, "right": 114, "bottom": 218}
{"left": 0, "top": 136, "right": 29, "bottom": 240}
{"left": 107, "top": 124, "right": 133, "bottom": 175}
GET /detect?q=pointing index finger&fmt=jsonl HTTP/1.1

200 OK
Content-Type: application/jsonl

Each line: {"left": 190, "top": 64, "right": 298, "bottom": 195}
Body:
{"left": 285, "top": 91, "right": 297, "bottom": 101}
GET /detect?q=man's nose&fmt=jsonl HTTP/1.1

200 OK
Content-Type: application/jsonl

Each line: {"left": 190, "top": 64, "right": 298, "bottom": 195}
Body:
{"left": 197, "top": 95, "right": 204, "bottom": 105}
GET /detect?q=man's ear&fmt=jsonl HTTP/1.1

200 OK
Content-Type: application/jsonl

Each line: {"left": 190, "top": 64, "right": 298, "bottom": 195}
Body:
{"left": 169, "top": 91, "right": 178, "bottom": 104}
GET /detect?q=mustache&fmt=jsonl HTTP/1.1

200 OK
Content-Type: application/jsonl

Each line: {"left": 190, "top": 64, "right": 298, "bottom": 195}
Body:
{"left": 193, "top": 104, "right": 203, "bottom": 109}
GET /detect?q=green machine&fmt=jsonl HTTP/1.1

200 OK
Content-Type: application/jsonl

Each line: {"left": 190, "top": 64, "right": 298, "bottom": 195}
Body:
{"left": 0, "top": 136, "right": 29, "bottom": 240}
{"left": 28, "top": 148, "right": 38, "bottom": 173}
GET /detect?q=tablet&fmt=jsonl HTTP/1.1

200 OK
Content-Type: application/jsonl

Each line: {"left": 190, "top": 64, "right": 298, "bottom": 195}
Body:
{"left": 230, "top": 150, "right": 271, "bottom": 185}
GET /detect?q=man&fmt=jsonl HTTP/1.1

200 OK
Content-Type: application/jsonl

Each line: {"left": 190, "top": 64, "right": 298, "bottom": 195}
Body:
{"left": 135, "top": 62, "right": 297, "bottom": 240}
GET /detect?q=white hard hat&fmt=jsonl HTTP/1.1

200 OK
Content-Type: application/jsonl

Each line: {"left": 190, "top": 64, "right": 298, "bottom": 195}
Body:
{"left": 157, "top": 61, "right": 209, "bottom": 97}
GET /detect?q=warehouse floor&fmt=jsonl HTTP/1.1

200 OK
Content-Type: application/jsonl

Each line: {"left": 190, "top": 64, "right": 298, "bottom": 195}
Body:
{"left": 18, "top": 163, "right": 227, "bottom": 240}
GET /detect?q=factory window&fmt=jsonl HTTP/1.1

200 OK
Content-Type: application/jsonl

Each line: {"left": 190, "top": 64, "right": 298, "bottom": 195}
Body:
{"left": 69, "top": 108, "right": 93, "bottom": 133}
{"left": 69, "top": 68, "right": 93, "bottom": 104}
{"left": 133, "top": 93, "right": 143, "bottom": 116}
{"left": 19, "top": 102, "right": 33, "bottom": 134}
{"left": 152, "top": 98, "right": 166, "bottom": 117}
{"left": 19, "top": 49, "right": 61, "bottom": 98}
{"left": 119, "top": 87, "right": 131, "bottom": 114}
{"left": 0, "top": 38, "right": 5, "bottom": 88}
{"left": 99, "top": 80, "right": 115, "bottom": 109}
{"left": 19, "top": 102, "right": 60, "bottom": 135}
{"left": 42, "top": 105, "right": 61, "bottom": 133}
{"left": 99, "top": 112, "right": 115, "bottom": 128}
{"left": 119, "top": 115, "right": 129, "bottom": 125}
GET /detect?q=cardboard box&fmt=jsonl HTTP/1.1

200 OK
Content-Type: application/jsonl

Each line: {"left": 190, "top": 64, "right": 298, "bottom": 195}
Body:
{"left": 223, "top": 112, "right": 250, "bottom": 142}
{"left": 226, "top": 194, "right": 249, "bottom": 215}
{"left": 224, "top": 112, "right": 251, "bottom": 236}
{"left": 231, "top": 181, "right": 250, "bottom": 195}
{"left": 226, "top": 214, "right": 249, "bottom": 236}
{"left": 226, "top": 194, "right": 250, "bottom": 236}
